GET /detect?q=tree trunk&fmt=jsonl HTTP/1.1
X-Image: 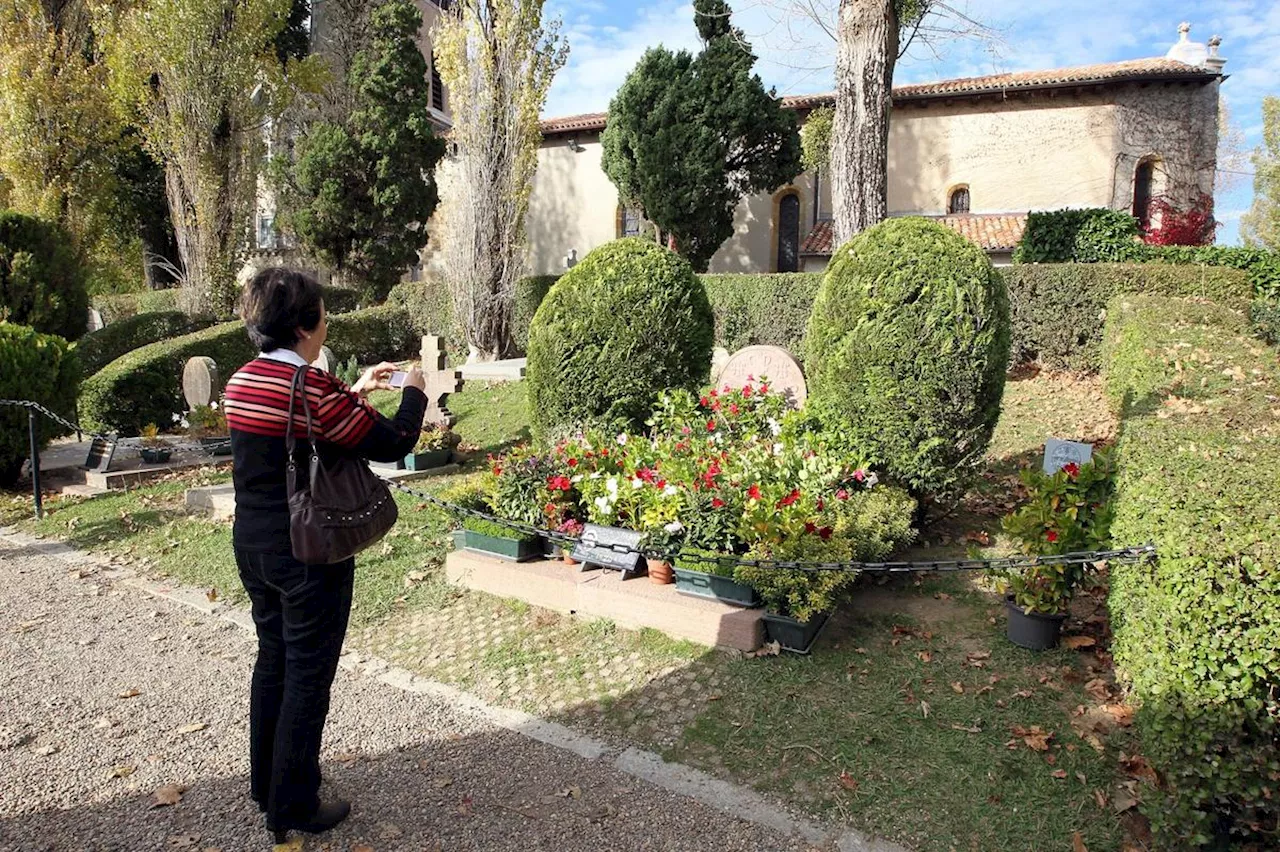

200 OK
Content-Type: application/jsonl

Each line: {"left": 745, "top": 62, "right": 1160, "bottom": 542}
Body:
{"left": 831, "top": 0, "right": 898, "bottom": 248}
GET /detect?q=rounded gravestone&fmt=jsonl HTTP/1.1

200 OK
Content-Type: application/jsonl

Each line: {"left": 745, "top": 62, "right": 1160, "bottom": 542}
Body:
{"left": 182, "top": 356, "right": 220, "bottom": 410}
{"left": 714, "top": 345, "right": 807, "bottom": 408}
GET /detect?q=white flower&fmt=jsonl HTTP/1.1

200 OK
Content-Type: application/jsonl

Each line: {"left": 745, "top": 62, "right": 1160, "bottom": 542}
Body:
{"left": 773, "top": 443, "right": 784, "bottom": 456}
{"left": 606, "top": 477, "right": 618, "bottom": 495}
{"left": 209, "top": 401, "right": 218, "bottom": 410}
{"left": 866, "top": 472, "right": 880, "bottom": 487}
{"left": 631, "top": 477, "right": 644, "bottom": 490}
{"left": 589, "top": 471, "right": 602, "bottom": 480}
{"left": 616, "top": 433, "right": 628, "bottom": 446}
{"left": 664, "top": 520, "right": 684, "bottom": 534}
{"left": 767, "top": 418, "right": 781, "bottom": 437}
{"left": 594, "top": 496, "right": 614, "bottom": 516}
{"left": 171, "top": 413, "right": 181, "bottom": 423}
{"left": 179, "top": 418, "right": 189, "bottom": 429}
{"left": 571, "top": 474, "right": 583, "bottom": 483}
{"left": 663, "top": 485, "right": 678, "bottom": 497}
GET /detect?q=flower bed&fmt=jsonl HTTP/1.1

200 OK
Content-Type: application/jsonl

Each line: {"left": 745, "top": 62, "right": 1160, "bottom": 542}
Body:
{"left": 454, "top": 378, "right": 918, "bottom": 623}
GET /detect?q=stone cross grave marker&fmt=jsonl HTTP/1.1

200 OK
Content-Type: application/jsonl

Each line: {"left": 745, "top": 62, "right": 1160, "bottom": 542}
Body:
{"left": 1042, "top": 438, "right": 1093, "bottom": 474}
{"left": 713, "top": 345, "right": 807, "bottom": 408}
{"left": 182, "top": 356, "right": 220, "bottom": 410}
{"left": 420, "top": 335, "right": 463, "bottom": 428}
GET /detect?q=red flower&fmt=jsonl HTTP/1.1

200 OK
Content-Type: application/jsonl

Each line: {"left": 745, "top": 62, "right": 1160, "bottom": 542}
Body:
{"left": 700, "top": 396, "right": 710, "bottom": 407}
{"left": 742, "top": 384, "right": 753, "bottom": 398}
{"left": 729, "top": 403, "right": 740, "bottom": 416}
{"left": 711, "top": 399, "right": 722, "bottom": 411}
{"left": 804, "top": 522, "right": 817, "bottom": 534}
{"left": 637, "top": 468, "right": 656, "bottom": 483}
{"left": 546, "top": 475, "right": 572, "bottom": 492}
{"left": 681, "top": 426, "right": 692, "bottom": 436}
{"left": 817, "top": 498, "right": 825, "bottom": 511}
{"left": 747, "top": 484, "right": 762, "bottom": 501}
{"left": 777, "top": 488, "right": 800, "bottom": 508}
{"left": 710, "top": 389, "right": 719, "bottom": 398}
{"left": 819, "top": 526, "right": 833, "bottom": 541}
{"left": 1062, "top": 463, "right": 1080, "bottom": 478}
{"left": 707, "top": 419, "right": 716, "bottom": 432}
{"left": 1046, "top": 530, "right": 1059, "bottom": 543}
{"left": 655, "top": 479, "right": 667, "bottom": 490}
{"left": 760, "top": 384, "right": 769, "bottom": 394}
{"left": 600, "top": 448, "right": 609, "bottom": 457}
{"left": 568, "top": 457, "right": 578, "bottom": 467}
{"left": 712, "top": 497, "right": 726, "bottom": 509}
{"left": 544, "top": 502, "right": 557, "bottom": 515}
{"left": 836, "top": 489, "right": 849, "bottom": 501}
{"left": 492, "top": 466, "right": 503, "bottom": 476}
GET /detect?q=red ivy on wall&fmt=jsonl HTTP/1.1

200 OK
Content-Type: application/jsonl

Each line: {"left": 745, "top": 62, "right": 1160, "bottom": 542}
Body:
{"left": 1142, "top": 193, "right": 1219, "bottom": 246}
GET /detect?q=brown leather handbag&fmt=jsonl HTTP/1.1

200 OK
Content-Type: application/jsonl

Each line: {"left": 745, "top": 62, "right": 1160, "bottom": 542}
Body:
{"left": 285, "top": 365, "right": 398, "bottom": 565}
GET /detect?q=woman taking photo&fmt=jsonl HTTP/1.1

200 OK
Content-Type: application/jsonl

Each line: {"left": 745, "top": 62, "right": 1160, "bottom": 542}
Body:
{"left": 223, "top": 268, "right": 426, "bottom": 843}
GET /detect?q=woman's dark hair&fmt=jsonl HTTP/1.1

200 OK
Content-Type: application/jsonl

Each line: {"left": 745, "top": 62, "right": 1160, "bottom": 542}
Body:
{"left": 241, "top": 267, "right": 324, "bottom": 352}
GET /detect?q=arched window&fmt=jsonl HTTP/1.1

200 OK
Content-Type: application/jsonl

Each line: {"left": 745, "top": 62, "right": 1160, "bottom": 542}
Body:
{"left": 1133, "top": 158, "right": 1156, "bottom": 230}
{"left": 618, "top": 206, "right": 642, "bottom": 239}
{"left": 776, "top": 192, "right": 800, "bottom": 273}
{"left": 948, "top": 186, "right": 970, "bottom": 214}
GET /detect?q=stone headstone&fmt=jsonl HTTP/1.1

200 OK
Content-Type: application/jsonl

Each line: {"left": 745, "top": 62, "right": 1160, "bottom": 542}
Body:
{"left": 88, "top": 308, "right": 104, "bottom": 332}
{"left": 571, "top": 524, "right": 645, "bottom": 578}
{"left": 1043, "top": 439, "right": 1093, "bottom": 474}
{"left": 182, "top": 357, "right": 220, "bottom": 409}
{"left": 714, "top": 345, "right": 807, "bottom": 408}
{"left": 312, "top": 345, "right": 336, "bottom": 373}
{"left": 420, "top": 335, "right": 463, "bottom": 428}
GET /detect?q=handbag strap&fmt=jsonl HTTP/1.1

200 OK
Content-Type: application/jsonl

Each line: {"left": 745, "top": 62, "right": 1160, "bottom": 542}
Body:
{"left": 285, "top": 364, "right": 319, "bottom": 492}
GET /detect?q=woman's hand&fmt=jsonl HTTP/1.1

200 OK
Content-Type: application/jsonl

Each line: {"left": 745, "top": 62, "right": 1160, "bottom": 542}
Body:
{"left": 351, "top": 362, "right": 398, "bottom": 398}
{"left": 402, "top": 365, "right": 426, "bottom": 392}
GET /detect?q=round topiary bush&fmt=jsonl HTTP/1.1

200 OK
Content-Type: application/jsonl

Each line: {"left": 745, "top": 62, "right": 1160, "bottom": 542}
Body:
{"left": 805, "top": 217, "right": 1010, "bottom": 503}
{"left": 526, "top": 238, "right": 714, "bottom": 439}
{"left": 0, "top": 211, "right": 89, "bottom": 341}
{"left": 0, "top": 322, "right": 81, "bottom": 487}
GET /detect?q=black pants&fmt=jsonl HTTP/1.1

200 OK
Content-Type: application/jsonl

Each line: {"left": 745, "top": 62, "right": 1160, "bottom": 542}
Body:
{"left": 235, "top": 548, "right": 355, "bottom": 826}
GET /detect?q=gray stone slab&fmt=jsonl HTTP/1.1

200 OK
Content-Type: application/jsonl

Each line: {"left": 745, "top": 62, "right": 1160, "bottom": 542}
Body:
{"left": 185, "top": 484, "right": 236, "bottom": 521}
{"left": 459, "top": 359, "right": 526, "bottom": 382}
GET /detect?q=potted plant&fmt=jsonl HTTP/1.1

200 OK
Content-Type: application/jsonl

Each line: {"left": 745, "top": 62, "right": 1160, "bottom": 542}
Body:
{"left": 188, "top": 401, "right": 231, "bottom": 456}
{"left": 440, "top": 479, "right": 541, "bottom": 562}
{"left": 138, "top": 423, "right": 172, "bottom": 464}
{"left": 556, "top": 518, "right": 584, "bottom": 565}
{"left": 673, "top": 548, "right": 760, "bottom": 606}
{"left": 997, "top": 450, "right": 1115, "bottom": 650}
{"left": 405, "top": 427, "right": 458, "bottom": 471}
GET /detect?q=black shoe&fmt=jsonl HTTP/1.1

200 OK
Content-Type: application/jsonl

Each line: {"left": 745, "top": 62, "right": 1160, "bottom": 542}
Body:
{"left": 269, "top": 799, "right": 351, "bottom": 844}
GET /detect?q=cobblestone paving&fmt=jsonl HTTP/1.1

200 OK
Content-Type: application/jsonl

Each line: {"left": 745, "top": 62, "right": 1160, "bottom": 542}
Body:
{"left": 356, "top": 591, "right": 730, "bottom": 747}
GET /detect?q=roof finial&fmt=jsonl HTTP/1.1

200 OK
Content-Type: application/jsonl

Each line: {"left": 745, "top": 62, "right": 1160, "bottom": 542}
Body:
{"left": 1205, "top": 35, "right": 1227, "bottom": 74}
{"left": 1178, "top": 21, "right": 1191, "bottom": 40}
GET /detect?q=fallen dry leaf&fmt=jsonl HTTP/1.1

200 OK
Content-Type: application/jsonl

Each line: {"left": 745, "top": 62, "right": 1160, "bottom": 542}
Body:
{"left": 433, "top": 777, "right": 453, "bottom": 789}
{"left": 457, "top": 794, "right": 474, "bottom": 817}
{"left": 205, "top": 588, "right": 218, "bottom": 603}
{"left": 176, "top": 723, "right": 207, "bottom": 735}
{"left": 168, "top": 836, "right": 199, "bottom": 849}
{"left": 1093, "top": 789, "right": 1108, "bottom": 809}
{"left": 964, "top": 530, "right": 991, "bottom": 546}
{"left": 838, "top": 770, "right": 859, "bottom": 791}
{"left": 951, "top": 723, "right": 982, "bottom": 733}
{"left": 353, "top": 845, "right": 375, "bottom": 852}
{"left": 1062, "top": 635, "right": 1096, "bottom": 650}
{"left": 1052, "top": 769, "right": 1069, "bottom": 779}
{"left": 950, "top": 681, "right": 964, "bottom": 694}
{"left": 1114, "top": 788, "right": 1139, "bottom": 812}
{"left": 270, "top": 838, "right": 303, "bottom": 852}
{"left": 1103, "top": 704, "right": 1135, "bottom": 727}
{"left": 151, "top": 783, "right": 187, "bottom": 808}
{"left": 917, "top": 651, "right": 933, "bottom": 663}
{"left": 1013, "top": 689, "right": 1034, "bottom": 700}
{"left": 111, "top": 765, "right": 136, "bottom": 779}
{"left": 750, "top": 641, "right": 781, "bottom": 658}
{"left": 919, "top": 701, "right": 931, "bottom": 718}
{"left": 118, "top": 688, "right": 141, "bottom": 699}
{"left": 35, "top": 744, "right": 59, "bottom": 756}
{"left": 1072, "top": 831, "right": 1089, "bottom": 852}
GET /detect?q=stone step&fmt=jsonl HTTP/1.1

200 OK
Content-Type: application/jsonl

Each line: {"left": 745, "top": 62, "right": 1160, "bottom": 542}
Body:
{"left": 445, "top": 549, "right": 764, "bottom": 653}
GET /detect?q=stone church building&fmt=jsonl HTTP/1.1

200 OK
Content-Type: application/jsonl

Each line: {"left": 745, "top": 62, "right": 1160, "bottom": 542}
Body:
{"left": 525, "top": 23, "right": 1227, "bottom": 274}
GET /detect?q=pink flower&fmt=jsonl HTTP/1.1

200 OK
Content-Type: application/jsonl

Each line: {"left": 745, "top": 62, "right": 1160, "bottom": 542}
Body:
{"left": 836, "top": 489, "right": 849, "bottom": 501}
{"left": 853, "top": 470, "right": 866, "bottom": 482}
{"left": 700, "top": 396, "right": 710, "bottom": 407}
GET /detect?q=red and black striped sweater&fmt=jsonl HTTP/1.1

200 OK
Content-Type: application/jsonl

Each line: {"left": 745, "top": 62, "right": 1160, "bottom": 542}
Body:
{"left": 223, "top": 354, "right": 425, "bottom": 554}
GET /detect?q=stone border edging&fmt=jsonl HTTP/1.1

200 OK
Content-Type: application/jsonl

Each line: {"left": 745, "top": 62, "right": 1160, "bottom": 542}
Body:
{"left": 0, "top": 527, "right": 907, "bottom": 852}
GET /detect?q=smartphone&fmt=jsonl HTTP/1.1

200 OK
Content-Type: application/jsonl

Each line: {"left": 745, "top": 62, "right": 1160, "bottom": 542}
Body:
{"left": 389, "top": 370, "right": 408, "bottom": 388}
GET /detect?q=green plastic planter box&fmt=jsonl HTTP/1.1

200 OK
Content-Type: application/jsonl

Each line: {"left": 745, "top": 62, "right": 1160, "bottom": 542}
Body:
{"left": 762, "top": 611, "right": 829, "bottom": 653}
{"left": 462, "top": 529, "right": 541, "bottom": 562}
{"left": 672, "top": 567, "right": 760, "bottom": 607}
{"left": 404, "top": 448, "right": 451, "bottom": 471}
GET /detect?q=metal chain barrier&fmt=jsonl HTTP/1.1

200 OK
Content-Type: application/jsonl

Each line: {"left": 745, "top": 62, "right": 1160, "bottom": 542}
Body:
{"left": 4, "top": 398, "right": 1157, "bottom": 572}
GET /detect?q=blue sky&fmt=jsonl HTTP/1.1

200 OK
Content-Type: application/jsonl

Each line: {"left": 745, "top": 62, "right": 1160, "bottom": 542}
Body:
{"left": 541, "top": 0, "right": 1279, "bottom": 244}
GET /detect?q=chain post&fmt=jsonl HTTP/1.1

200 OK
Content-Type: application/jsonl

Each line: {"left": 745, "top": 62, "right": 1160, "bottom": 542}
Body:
{"left": 28, "top": 409, "right": 43, "bottom": 520}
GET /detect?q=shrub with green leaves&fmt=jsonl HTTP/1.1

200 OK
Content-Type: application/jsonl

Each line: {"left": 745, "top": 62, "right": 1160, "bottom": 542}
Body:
{"left": 76, "top": 310, "right": 214, "bottom": 377}
{"left": 1252, "top": 297, "right": 1280, "bottom": 345}
{"left": 387, "top": 275, "right": 558, "bottom": 360}
{"left": 0, "top": 323, "right": 80, "bottom": 486}
{"left": 700, "top": 273, "right": 821, "bottom": 356}
{"left": 1102, "top": 294, "right": 1280, "bottom": 846}
{"left": 1012, "top": 208, "right": 1146, "bottom": 264}
{"left": 805, "top": 217, "right": 1010, "bottom": 503}
{"left": 79, "top": 305, "right": 416, "bottom": 434}
{"left": 526, "top": 239, "right": 714, "bottom": 439}
{"left": 91, "top": 289, "right": 182, "bottom": 324}
{"left": 1005, "top": 263, "right": 1252, "bottom": 372}
{"left": 0, "top": 211, "right": 89, "bottom": 341}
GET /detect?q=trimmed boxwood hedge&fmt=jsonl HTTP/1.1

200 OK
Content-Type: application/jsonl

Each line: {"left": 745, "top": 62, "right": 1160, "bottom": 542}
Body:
{"left": 0, "top": 323, "right": 80, "bottom": 486}
{"left": 1102, "top": 294, "right": 1280, "bottom": 846}
{"left": 1252, "top": 298, "right": 1280, "bottom": 345}
{"left": 76, "top": 310, "right": 215, "bottom": 377}
{"left": 526, "top": 239, "right": 714, "bottom": 439}
{"left": 805, "top": 217, "right": 1010, "bottom": 503}
{"left": 701, "top": 273, "right": 822, "bottom": 355}
{"left": 1005, "top": 263, "right": 1252, "bottom": 372}
{"left": 0, "top": 211, "right": 89, "bottom": 341}
{"left": 79, "top": 304, "right": 416, "bottom": 435}
{"left": 91, "top": 284, "right": 363, "bottom": 326}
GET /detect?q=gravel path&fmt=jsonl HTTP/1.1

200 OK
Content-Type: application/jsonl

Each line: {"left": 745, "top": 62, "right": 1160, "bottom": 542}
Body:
{"left": 0, "top": 537, "right": 832, "bottom": 852}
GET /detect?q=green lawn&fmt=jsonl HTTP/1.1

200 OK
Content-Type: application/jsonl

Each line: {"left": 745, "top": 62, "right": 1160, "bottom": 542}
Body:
{"left": 2, "top": 371, "right": 1147, "bottom": 851}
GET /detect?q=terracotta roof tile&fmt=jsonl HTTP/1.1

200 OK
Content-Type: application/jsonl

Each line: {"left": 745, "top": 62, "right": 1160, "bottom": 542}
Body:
{"left": 800, "top": 213, "right": 1028, "bottom": 257}
{"left": 541, "top": 58, "right": 1215, "bottom": 135}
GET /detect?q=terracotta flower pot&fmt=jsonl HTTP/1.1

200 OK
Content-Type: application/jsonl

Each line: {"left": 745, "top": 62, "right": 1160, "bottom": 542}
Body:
{"left": 647, "top": 558, "right": 674, "bottom": 585}
{"left": 562, "top": 551, "right": 579, "bottom": 566}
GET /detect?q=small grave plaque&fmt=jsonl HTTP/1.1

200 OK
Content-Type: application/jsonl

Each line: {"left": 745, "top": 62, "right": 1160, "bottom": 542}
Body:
{"left": 420, "top": 335, "right": 463, "bottom": 428}
{"left": 182, "top": 356, "right": 220, "bottom": 409}
{"left": 83, "top": 435, "right": 119, "bottom": 473}
{"left": 87, "top": 308, "right": 104, "bottom": 332}
{"left": 1043, "top": 438, "right": 1093, "bottom": 474}
{"left": 714, "top": 345, "right": 807, "bottom": 408}
{"left": 570, "top": 524, "right": 646, "bottom": 578}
